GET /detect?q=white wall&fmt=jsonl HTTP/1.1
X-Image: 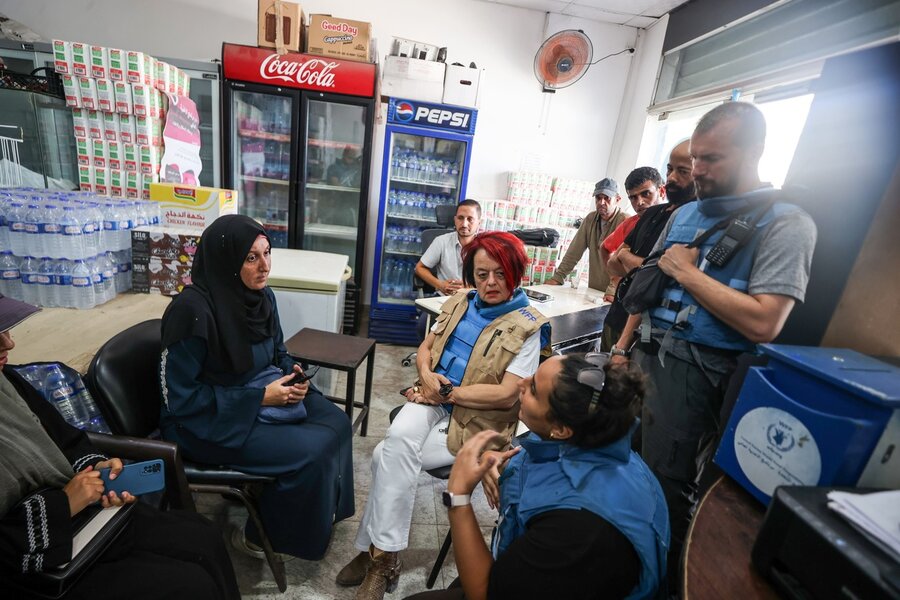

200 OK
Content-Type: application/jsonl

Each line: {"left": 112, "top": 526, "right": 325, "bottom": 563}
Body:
{"left": 1, "top": 0, "right": 649, "bottom": 305}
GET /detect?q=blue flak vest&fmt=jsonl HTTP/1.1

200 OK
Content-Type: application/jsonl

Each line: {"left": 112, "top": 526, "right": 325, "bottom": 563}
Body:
{"left": 493, "top": 431, "right": 670, "bottom": 600}
{"left": 435, "top": 294, "right": 495, "bottom": 387}
{"left": 649, "top": 188, "right": 800, "bottom": 353}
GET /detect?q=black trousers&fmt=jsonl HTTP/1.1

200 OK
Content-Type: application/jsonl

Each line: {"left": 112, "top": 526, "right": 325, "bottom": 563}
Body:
{"left": 66, "top": 503, "right": 240, "bottom": 600}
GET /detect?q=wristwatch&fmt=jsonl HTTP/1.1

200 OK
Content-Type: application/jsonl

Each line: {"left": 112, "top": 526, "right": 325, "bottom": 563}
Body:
{"left": 610, "top": 345, "right": 630, "bottom": 357}
{"left": 442, "top": 491, "right": 471, "bottom": 508}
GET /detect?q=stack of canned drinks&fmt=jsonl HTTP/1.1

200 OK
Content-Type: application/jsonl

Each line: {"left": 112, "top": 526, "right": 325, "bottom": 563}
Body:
{"left": 0, "top": 188, "right": 161, "bottom": 309}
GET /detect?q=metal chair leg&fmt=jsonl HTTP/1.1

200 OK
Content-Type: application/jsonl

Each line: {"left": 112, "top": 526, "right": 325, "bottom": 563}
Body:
{"left": 426, "top": 529, "right": 453, "bottom": 589}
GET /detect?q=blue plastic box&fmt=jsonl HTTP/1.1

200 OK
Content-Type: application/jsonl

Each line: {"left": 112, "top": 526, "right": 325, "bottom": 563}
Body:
{"left": 714, "top": 345, "right": 900, "bottom": 505}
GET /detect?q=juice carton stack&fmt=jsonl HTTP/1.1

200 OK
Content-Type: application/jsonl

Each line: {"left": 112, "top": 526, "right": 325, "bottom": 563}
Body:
{"left": 478, "top": 171, "right": 595, "bottom": 287}
{"left": 54, "top": 40, "right": 192, "bottom": 200}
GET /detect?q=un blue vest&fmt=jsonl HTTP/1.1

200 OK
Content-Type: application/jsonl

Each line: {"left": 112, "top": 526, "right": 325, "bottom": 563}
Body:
{"left": 435, "top": 295, "right": 495, "bottom": 386}
{"left": 493, "top": 432, "right": 670, "bottom": 600}
{"left": 649, "top": 188, "right": 798, "bottom": 352}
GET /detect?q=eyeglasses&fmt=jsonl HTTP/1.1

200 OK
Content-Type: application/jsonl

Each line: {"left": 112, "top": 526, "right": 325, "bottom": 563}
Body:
{"left": 576, "top": 352, "right": 611, "bottom": 416}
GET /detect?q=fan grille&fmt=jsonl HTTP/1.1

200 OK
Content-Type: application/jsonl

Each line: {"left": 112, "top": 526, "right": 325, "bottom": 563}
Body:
{"left": 534, "top": 30, "right": 593, "bottom": 90}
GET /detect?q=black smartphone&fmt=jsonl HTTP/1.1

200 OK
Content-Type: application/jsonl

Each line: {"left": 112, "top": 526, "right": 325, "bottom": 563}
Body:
{"left": 283, "top": 366, "right": 318, "bottom": 386}
{"left": 400, "top": 386, "right": 412, "bottom": 397}
{"left": 524, "top": 288, "right": 552, "bottom": 303}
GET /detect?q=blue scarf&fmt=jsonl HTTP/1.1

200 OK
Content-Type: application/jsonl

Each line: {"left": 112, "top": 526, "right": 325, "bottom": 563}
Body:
{"left": 472, "top": 288, "right": 551, "bottom": 350}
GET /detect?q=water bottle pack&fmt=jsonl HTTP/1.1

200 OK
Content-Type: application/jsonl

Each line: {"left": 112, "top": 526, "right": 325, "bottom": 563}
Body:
{"left": 0, "top": 188, "right": 154, "bottom": 307}
{"left": 12, "top": 362, "right": 112, "bottom": 434}
{"left": 385, "top": 225, "right": 426, "bottom": 254}
{"left": 379, "top": 257, "right": 417, "bottom": 301}
{"left": 387, "top": 190, "right": 454, "bottom": 222}
{"left": 391, "top": 149, "right": 460, "bottom": 186}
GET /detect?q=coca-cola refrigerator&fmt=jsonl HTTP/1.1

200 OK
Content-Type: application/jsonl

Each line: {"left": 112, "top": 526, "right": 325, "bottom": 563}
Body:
{"left": 222, "top": 43, "right": 376, "bottom": 332}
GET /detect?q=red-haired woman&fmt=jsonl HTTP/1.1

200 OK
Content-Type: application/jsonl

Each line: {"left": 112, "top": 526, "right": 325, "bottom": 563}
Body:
{"left": 340, "top": 232, "right": 550, "bottom": 600}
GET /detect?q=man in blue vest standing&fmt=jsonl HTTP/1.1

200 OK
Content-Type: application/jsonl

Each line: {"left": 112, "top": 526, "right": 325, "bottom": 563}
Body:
{"left": 612, "top": 102, "right": 817, "bottom": 585}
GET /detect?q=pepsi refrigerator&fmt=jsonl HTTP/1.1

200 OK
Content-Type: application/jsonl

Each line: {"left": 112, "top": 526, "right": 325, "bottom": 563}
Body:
{"left": 222, "top": 43, "right": 376, "bottom": 333}
{"left": 368, "top": 98, "right": 477, "bottom": 345}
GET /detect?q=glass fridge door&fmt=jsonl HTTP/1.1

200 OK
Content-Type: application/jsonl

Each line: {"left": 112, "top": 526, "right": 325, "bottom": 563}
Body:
{"left": 376, "top": 131, "right": 468, "bottom": 306}
{"left": 232, "top": 89, "right": 293, "bottom": 247}
{"left": 183, "top": 69, "right": 220, "bottom": 188}
{"left": 301, "top": 99, "right": 367, "bottom": 273}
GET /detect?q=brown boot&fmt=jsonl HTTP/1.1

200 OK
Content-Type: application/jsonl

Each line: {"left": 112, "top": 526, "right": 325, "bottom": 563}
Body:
{"left": 354, "top": 546, "right": 401, "bottom": 600}
{"left": 336, "top": 551, "right": 371, "bottom": 586}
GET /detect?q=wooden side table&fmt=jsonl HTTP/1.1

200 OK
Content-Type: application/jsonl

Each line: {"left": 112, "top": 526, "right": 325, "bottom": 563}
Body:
{"left": 682, "top": 476, "right": 779, "bottom": 600}
{"left": 284, "top": 328, "right": 375, "bottom": 436}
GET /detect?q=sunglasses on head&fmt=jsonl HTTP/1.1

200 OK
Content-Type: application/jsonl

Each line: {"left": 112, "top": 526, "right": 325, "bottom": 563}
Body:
{"left": 576, "top": 352, "right": 611, "bottom": 416}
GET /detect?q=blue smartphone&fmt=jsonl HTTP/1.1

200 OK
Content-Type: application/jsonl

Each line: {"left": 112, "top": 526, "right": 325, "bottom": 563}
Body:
{"left": 99, "top": 459, "right": 165, "bottom": 496}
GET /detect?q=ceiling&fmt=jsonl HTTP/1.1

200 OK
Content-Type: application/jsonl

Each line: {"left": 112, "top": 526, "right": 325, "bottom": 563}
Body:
{"left": 477, "top": 0, "right": 690, "bottom": 28}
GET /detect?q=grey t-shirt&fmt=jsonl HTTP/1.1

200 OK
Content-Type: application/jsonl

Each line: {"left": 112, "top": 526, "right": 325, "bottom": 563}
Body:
{"left": 649, "top": 204, "right": 817, "bottom": 374}
{"left": 420, "top": 231, "right": 464, "bottom": 291}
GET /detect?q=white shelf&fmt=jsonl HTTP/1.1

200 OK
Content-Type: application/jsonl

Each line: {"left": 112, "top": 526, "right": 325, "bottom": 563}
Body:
{"left": 390, "top": 176, "right": 457, "bottom": 190}
{"left": 386, "top": 213, "right": 438, "bottom": 224}
{"left": 385, "top": 249, "right": 422, "bottom": 257}
{"left": 306, "top": 182, "right": 360, "bottom": 193}
{"left": 303, "top": 223, "right": 357, "bottom": 241}
{"left": 241, "top": 175, "right": 290, "bottom": 185}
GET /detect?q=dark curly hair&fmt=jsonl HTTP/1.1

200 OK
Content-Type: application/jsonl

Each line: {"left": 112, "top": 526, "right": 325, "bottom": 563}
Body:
{"left": 545, "top": 354, "right": 645, "bottom": 449}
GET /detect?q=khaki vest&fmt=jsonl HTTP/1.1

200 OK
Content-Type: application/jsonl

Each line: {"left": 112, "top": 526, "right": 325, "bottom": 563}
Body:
{"left": 430, "top": 293, "right": 549, "bottom": 454}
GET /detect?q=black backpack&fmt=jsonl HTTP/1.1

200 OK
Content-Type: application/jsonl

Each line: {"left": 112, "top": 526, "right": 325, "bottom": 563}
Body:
{"left": 510, "top": 228, "right": 560, "bottom": 248}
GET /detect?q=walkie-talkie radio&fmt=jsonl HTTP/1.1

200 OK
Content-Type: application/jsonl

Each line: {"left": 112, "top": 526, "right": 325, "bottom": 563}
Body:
{"left": 705, "top": 217, "right": 755, "bottom": 267}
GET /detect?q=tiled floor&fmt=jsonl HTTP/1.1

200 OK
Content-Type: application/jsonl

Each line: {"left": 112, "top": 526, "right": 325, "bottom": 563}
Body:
{"left": 198, "top": 343, "right": 499, "bottom": 599}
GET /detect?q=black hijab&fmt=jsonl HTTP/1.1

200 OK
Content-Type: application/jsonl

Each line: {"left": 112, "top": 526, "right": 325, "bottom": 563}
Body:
{"left": 161, "top": 214, "right": 275, "bottom": 376}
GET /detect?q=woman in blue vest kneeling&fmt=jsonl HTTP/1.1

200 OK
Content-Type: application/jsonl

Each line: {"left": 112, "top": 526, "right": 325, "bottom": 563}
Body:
{"left": 340, "top": 232, "right": 550, "bottom": 600}
{"left": 407, "top": 353, "right": 670, "bottom": 600}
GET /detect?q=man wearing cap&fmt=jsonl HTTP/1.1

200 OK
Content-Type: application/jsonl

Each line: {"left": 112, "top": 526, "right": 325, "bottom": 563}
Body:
{"left": 547, "top": 177, "right": 627, "bottom": 295}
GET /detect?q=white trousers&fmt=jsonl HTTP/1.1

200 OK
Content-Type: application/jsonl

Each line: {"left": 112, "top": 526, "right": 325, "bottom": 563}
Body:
{"left": 354, "top": 402, "right": 455, "bottom": 552}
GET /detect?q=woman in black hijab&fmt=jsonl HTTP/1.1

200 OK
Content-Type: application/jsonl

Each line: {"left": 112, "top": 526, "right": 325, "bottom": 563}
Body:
{"left": 160, "top": 215, "right": 354, "bottom": 561}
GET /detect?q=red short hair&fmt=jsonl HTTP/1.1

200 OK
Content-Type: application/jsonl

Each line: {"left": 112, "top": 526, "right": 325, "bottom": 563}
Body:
{"left": 461, "top": 231, "right": 527, "bottom": 290}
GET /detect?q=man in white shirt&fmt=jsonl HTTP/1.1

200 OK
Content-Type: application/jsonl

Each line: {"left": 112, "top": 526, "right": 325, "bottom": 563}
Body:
{"left": 415, "top": 200, "right": 481, "bottom": 295}
{"left": 414, "top": 200, "right": 481, "bottom": 339}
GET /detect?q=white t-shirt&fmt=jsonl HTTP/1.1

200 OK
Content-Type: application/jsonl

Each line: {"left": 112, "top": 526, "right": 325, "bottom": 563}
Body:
{"left": 430, "top": 324, "right": 541, "bottom": 379}
{"left": 420, "top": 232, "right": 463, "bottom": 287}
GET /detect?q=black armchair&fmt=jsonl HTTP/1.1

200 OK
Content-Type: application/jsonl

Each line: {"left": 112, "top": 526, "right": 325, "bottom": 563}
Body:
{"left": 84, "top": 319, "right": 288, "bottom": 592}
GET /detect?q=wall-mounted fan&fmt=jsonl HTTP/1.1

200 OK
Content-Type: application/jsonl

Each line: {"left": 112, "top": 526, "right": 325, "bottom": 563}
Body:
{"left": 534, "top": 29, "right": 593, "bottom": 93}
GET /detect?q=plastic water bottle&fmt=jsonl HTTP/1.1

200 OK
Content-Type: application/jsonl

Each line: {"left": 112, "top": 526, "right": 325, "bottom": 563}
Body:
{"left": 71, "top": 259, "right": 95, "bottom": 309}
{"left": 72, "top": 376, "right": 111, "bottom": 434}
{"left": 115, "top": 249, "right": 132, "bottom": 291}
{"left": 7, "top": 202, "right": 27, "bottom": 256}
{"left": 82, "top": 203, "right": 103, "bottom": 257}
{"left": 408, "top": 154, "right": 419, "bottom": 182}
{"left": 0, "top": 196, "right": 9, "bottom": 250}
{"left": 19, "top": 256, "right": 40, "bottom": 305}
{"left": 41, "top": 204, "right": 63, "bottom": 258}
{"left": 37, "top": 257, "right": 57, "bottom": 307}
{"left": 450, "top": 160, "right": 460, "bottom": 181}
{"left": 97, "top": 253, "right": 116, "bottom": 303}
{"left": 56, "top": 259, "right": 74, "bottom": 308}
{"left": 42, "top": 365, "right": 87, "bottom": 428}
{"left": 380, "top": 259, "right": 393, "bottom": 298}
{"left": 60, "top": 206, "right": 84, "bottom": 260}
{"left": 23, "top": 203, "right": 43, "bottom": 258}
{"left": 118, "top": 201, "right": 135, "bottom": 250}
{"left": 87, "top": 257, "right": 104, "bottom": 306}
{"left": 0, "top": 252, "right": 22, "bottom": 300}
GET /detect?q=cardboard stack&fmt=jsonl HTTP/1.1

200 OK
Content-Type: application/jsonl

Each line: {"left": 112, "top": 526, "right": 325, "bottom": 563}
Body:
{"left": 55, "top": 40, "right": 191, "bottom": 199}
{"left": 131, "top": 226, "right": 202, "bottom": 295}
{"left": 480, "top": 171, "right": 598, "bottom": 287}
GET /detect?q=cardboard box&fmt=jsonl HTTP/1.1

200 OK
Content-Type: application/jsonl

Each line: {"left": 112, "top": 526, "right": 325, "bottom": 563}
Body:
{"left": 107, "top": 141, "right": 123, "bottom": 171}
{"left": 125, "top": 170, "right": 140, "bottom": 198}
{"left": 135, "top": 257, "right": 194, "bottom": 296}
{"left": 119, "top": 114, "right": 136, "bottom": 144}
{"left": 71, "top": 42, "right": 89, "bottom": 77}
{"left": 307, "top": 14, "right": 371, "bottom": 62}
{"left": 108, "top": 48, "right": 126, "bottom": 81}
{"left": 123, "top": 143, "right": 138, "bottom": 173}
{"left": 126, "top": 51, "right": 150, "bottom": 85}
{"left": 443, "top": 64, "right": 482, "bottom": 108}
{"left": 110, "top": 169, "right": 126, "bottom": 197}
{"left": 102, "top": 111, "right": 119, "bottom": 142}
{"left": 381, "top": 56, "right": 445, "bottom": 103}
{"left": 75, "top": 136, "right": 90, "bottom": 166}
{"left": 53, "top": 40, "right": 72, "bottom": 75}
{"left": 90, "top": 45, "right": 109, "bottom": 79}
{"left": 96, "top": 78, "right": 115, "bottom": 112}
{"left": 87, "top": 109, "right": 103, "bottom": 140}
{"left": 93, "top": 166, "right": 110, "bottom": 196}
{"left": 61, "top": 74, "right": 81, "bottom": 108}
{"left": 139, "top": 145, "right": 162, "bottom": 176}
{"left": 131, "top": 226, "right": 203, "bottom": 261}
{"left": 391, "top": 37, "right": 439, "bottom": 61}
{"left": 114, "top": 81, "right": 133, "bottom": 114}
{"left": 257, "top": 0, "right": 304, "bottom": 53}
{"left": 149, "top": 183, "right": 239, "bottom": 229}
{"left": 132, "top": 84, "right": 152, "bottom": 117}
{"left": 77, "top": 76, "right": 98, "bottom": 110}
{"left": 91, "top": 138, "right": 108, "bottom": 168}
{"left": 135, "top": 116, "right": 163, "bottom": 147}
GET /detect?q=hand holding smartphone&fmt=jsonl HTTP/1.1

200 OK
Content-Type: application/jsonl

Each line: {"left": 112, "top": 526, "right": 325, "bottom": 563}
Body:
{"left": 99, "top": 459, "right": 165, "bottom": 496}
{"left": 283, "top": 365, "right": 318, "bottom": 386}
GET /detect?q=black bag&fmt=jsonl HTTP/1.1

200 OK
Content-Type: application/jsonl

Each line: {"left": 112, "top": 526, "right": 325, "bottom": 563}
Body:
{"left": 619, "top": 199, "right": 776, "bottom": 315}
{"left": 510, "top": 228, "right": 560, "bottom": 248}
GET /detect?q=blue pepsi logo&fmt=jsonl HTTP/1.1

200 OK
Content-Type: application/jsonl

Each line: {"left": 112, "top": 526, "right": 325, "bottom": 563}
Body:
{"left": 395, "top": 102, "right": 414, "bottom": 122}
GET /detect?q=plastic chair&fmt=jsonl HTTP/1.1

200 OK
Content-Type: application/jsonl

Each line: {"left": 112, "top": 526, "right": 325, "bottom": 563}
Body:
{"left": 83, "top": 319, "right": 288, "bottom": 593}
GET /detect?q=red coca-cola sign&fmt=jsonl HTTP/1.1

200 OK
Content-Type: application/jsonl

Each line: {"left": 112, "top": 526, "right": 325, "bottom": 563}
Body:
{"left": 222, "top": 43, "right": 375, "bottom": 97}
